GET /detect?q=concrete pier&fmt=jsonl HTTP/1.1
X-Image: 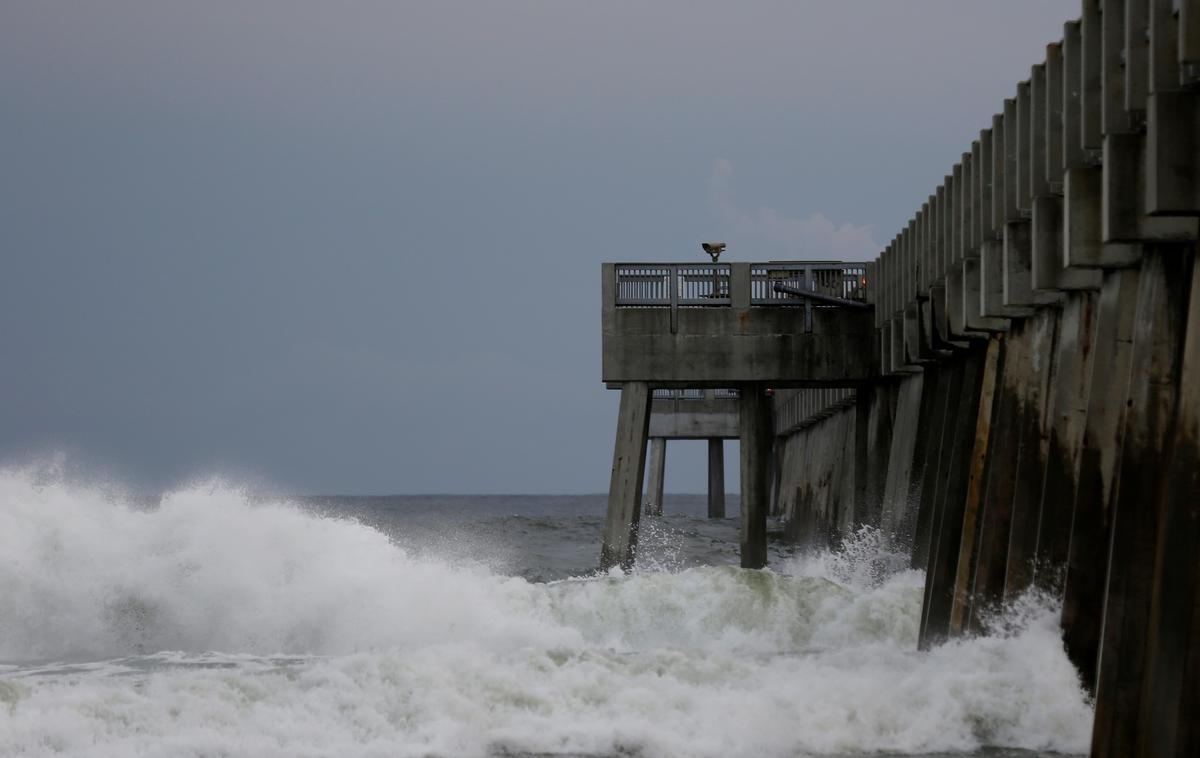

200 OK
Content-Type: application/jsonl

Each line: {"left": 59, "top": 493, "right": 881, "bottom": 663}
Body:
{"left": 598, "top": 5, "right": 1200, "bottom": 751}
{"left": 839, "top": 7, "right": 1199, "bottom": 754}
{"left": 600, "top": 263, "right": 875, "bottom": 570}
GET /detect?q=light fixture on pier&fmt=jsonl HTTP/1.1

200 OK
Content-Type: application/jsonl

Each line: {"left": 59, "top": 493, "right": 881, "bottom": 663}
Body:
{"left": 700, "top": 242, "right": 727, "bottom": 299}
{"left": 701, "top": 241, "right": 726, "bottom": 262}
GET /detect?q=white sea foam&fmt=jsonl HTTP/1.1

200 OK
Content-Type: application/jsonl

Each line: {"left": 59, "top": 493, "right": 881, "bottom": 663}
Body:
{"left": 0, "top": 467, "right": 1093, "bottom": 757}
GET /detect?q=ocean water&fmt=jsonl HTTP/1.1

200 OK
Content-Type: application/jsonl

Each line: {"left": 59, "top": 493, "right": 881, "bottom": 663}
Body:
{"left": 0, "top": 467, "right": 1094, "bottom": 757}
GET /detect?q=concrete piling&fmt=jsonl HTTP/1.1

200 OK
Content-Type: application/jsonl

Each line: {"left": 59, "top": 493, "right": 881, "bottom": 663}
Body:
{"left": 1032, "top": 291, "right": 1098, "bottom": 591}
{"left": 600, "top": 382, "right": 652, "bottom": 571}
{"left": 739, "top": 386, "right": 773, "bottom": 569}
{"left": 1136, "top": 245, "right": 1200, "bottom": 756}
{"left": 1002, "top": 309, "right": 1059, "bottom": 599}
{"left": 1091, "top": 248, "right": 1195, "bottom": 758}
{"left": 1062, "top": 268, "right": 1141, "bottom": 692}
{"left": 919, "top": 345, "right": 987, "bottom": 648}
{"left": 645, "top": 438, "right": 666, "bottom": 518}
{"left": 707, "top": 438, "right": 725, "bottom": 519}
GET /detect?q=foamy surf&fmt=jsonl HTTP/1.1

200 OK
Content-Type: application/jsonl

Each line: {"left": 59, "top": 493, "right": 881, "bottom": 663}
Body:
{"left": 0, "top": 467, "right": 1093, "bottom": 757}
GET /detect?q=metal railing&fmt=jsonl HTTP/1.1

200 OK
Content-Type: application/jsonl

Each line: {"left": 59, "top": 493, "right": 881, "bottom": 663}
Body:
{"left": 773, "top": 388, "right": 857, "bottom": 436}
{"left": 614, "top": 264, "right": 730, "bottom": 307}
{"left": 651, "top": 388, "right": 740, "bottom": 400}
{"left": 652, "top": 389, "right": 705, "bottom": 400}
{"left": 750, "top": 263, "right": 869, "bottom": 305}
{"left": 613, "top": 262, "right": 868, "bottom": 308}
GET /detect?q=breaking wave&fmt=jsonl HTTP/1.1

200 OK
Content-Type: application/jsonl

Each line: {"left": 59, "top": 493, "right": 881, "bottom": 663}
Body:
{"left": 0, "top": 466, "right": 1093, "bottom": 757}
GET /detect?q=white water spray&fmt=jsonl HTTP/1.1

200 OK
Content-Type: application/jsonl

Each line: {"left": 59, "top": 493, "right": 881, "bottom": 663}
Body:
{"left": 0, "top": 466, "right": 1093, "bottom": 757}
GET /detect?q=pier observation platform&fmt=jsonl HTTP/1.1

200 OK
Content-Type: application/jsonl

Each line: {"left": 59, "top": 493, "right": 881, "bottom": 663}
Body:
{"left": 600, "top": 261, "right": 875, "bottom": 571}
{"left": 602, "top": 261, "right": 875, "bottom": 387}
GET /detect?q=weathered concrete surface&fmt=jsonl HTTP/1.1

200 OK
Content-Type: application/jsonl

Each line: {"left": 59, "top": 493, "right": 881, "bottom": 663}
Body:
{"left": 1102, "top": 133, "right": 1200, "bottom": 244}
{"left": 600, "top": 382, "right": 651, "bottom": 571}
{"left": 1062, "top": 268, "right": 1140, "bottom": 693}
{"left": 644, "top": 438, "right": 666, "bottom": 518}
{"left": 1032, "top": 195, "right": 1103, "bottom": 291}
{"left": 1064, "top": 166, "right": 1142, "bottom": 268}
{"left": 603, "top": 268, "right": 878, "bottom": 385}
{"left": 739, "top": 387, "right": 773, "bottom": 568}
{"left": 1092, "top": 248, "right": 1195, "bottom": 758}
{"left": 1004, "top": 221, "right": 1062, "bottom": 308}
{"left": 777, "top": 407, "right": 857, "bottom": 548}
{"left": 777, "top": 400, "right": 873, "bottom": 546}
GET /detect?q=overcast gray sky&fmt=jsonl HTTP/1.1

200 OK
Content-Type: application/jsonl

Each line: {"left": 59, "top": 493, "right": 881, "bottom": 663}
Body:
{"left": 1, "top": 1, "right": 1078, "bottom": 494}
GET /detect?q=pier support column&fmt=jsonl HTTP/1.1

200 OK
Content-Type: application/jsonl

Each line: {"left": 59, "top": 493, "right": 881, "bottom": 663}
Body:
{"left": 1032, "top": 291, "right": 1098, "bottom": 591}
{"left": 739, "top": 387, "right": 773, "bottom": 568}
{"left": 707, "top": 439, "right": 725, "bottom": 519}
{"left": 645, "top": 439, "right": 666, "bottom": 517}
{"left": 966, "top": 324, "right": 1029, "bottom": 630}
{"left": 1092, "top": 247, "right": 1195, "bottom": 757}
{"left": 1003, "top": 309, "right": 1060, "bottom": 599}
{"left": 600, "top": 381, "right": 652, "bottom": 571}
{"left": 1062, "top": 268, "right": 1140, "bottom": 692}
{"left": 1136, "top": 246, "right": 1200, "bottom": 757}
{"left": 919, "top": 343, "right": 987, "bottom": 648}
